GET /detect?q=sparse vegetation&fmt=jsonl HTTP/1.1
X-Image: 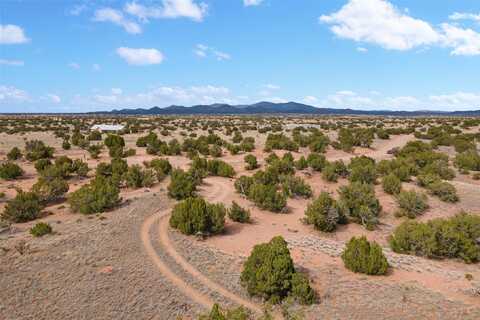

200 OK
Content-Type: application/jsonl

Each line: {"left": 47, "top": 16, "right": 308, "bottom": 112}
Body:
{"left": 342, "top": 236, "right": 389, "bottom": 275}
{"left": 241, "top": 236, "right": 315, "bottom": 304}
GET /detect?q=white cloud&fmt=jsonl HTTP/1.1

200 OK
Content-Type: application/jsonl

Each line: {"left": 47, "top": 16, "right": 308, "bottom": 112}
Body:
{"left": 161, "top": 0, "right": 207, "bottom": 21}
{"left": 319, "top": 0, "right": 480, "bottom": 56}
{"left": 68, "top": 62, "right": 80, "bottom": 69}
{"left": 116, "top": 47, "right": 164, "bottom": 65}
{"left": 336, "top": 90, "right": 356, "bottom": 96}
{"left": 449, "top": 12, "right": 480, "bottom": 23}
{"left": 429, "top": 92, "right": 480, "bottom": 109}
{"left": 264, "top": 84, "right": 280, "bottom": 90}
{"left": 47, "top": 94, "right": 61, "bottom": 103}
{"left": 440, "top": 23, "right": 480, "bottom": 56}
{"left": 111, "top": 88, "right": 123, "bottom": 95}
{"left": 357, "top": 47, "right": 368, "bottom": 53}
{"left": 94, "top": 94, "right": 118, "bottom": 104}
{"left": 0, "top": 85, "right": 29, "bottom": 102}
{"left": 268, "top": 97, "right": 288, "bottom": 103}
{"left": 83, "top": 84, "right": 235, "bottom": 108}
{"left": 0, "top": 24, "right": 29, "bottom": 44}
{"left": 303, "top": 96, "right": 318, "bottom": 104}
{"left": 125, "top": 0, "right": 207, "bottom": 22}
{"left": 0, "top": 59, "right": 24, "bottom": 66}
{"left": 69, "top": 4, "right": 88, "bottom": 16}
{"left": 213, "top": 50, "right": 231, "bottom": 61}
{"left": 124, "top": 1, "right": 162, "bottom": 21}
{"left": 244, "top": 0, "right": 263, "bottom": 7}
{"left": 93, "top": 8, "right": 142, "bottom": 34}
{"left": 320, "top": 0, "right": 439, "bottom": 51}
{"left": 193, "top": 44, "right": 231, "bottom": 60}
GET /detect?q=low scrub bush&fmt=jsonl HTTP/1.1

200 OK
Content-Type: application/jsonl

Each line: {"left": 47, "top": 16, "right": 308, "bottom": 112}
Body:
{"left": 338, "top": 182, "right": 381, "bottom": 230}
{"left": 7, "top": 147, "right": 22, "bottom": 160}
{"left": 0, "top": 162, "right": 23, "bottom": 180}
{"left": 349, "top": 156, "right": 377, "bottom": 184}
{"left": 342, "top": 236, "right": 389, "bottom": 275}
{"left": 280, "top": 175, "right": 312, "bottom": 198}
{"left": 32, "top": 177, "right": 69, "bottom": 203}
{"left": 304, "top": 192, "right": 346, "bottom": 232}
{"left": 389, "top": 213, "right": 480, "bottom": 263}
{"left": 248, "top": 183, "right": 287, "bottom": 213}
{"left": 228, "top": 201, "right": 251, "bottom": 223}
{"left": 382, "top": 174, "right": 402, "bottom": 195}
{"left": 168, "top": 169, "right": 199, "bottom": 200}
{"left": 2, "top": 191, "right": 42, "bottom": 222}
{"left": 198, "top": 304, "right": 250, "bottom": 320}
{"left": 30, "top": 222, "right": 52, "bottom": 237}
{"left": 241, "top": 236, "right": 315, "bottom": 304}
{"left": 68, "top": 176, "right": 120, "bottom": 214}
{"left": 395, "top": 190, "right": 429, "bottom": 218}
{"left": 244, "top": 154, "right": 258, "bottom": 170}
{"left": 169, "top": 197, "right": 225, "bottom": 236}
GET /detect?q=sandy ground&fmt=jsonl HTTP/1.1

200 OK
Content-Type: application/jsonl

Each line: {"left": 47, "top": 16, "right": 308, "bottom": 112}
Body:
{"left": 1, "top": 124, "right": 480, "bottom": 319}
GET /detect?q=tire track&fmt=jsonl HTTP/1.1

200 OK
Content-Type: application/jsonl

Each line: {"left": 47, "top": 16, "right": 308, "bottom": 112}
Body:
{"left": 141, "top": 177, "right": 264, "bottom": 316}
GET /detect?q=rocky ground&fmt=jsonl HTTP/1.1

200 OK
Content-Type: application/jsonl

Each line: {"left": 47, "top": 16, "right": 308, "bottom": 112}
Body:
{"left": 0, "top": 191, "right": 202, "bottom": 320}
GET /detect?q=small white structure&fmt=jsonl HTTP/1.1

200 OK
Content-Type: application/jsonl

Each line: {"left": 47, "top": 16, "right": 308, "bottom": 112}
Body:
{"left": 91, "top": 124, "right": 125, "bottom": 132}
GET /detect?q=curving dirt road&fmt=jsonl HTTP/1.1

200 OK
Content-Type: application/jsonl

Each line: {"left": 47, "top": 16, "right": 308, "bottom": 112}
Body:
{"left": 141, "top": 213, "right": 215, "bottom": 309}
{"left": 141, "top": 205, "right": 264, "bottom": 316}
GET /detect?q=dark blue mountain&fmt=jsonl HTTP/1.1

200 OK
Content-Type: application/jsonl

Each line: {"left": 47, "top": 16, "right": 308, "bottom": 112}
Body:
{"left": 94, "top": 101, "right": 480, "bottom": 116}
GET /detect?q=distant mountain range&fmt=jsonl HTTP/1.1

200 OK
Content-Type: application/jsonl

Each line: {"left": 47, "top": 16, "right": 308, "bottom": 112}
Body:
{"left": 92, "top": 101, "right": 480, "bottom": 116}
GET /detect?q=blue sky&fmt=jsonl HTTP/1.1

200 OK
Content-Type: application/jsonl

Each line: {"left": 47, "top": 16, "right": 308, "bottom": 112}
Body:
{"left": 1, "top": 0, "right": 480, "bottom": 112}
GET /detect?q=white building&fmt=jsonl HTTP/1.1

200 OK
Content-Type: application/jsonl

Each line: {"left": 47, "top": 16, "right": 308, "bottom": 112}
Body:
{"left": 91, "top": 124, "right": 125, "bottom": 132}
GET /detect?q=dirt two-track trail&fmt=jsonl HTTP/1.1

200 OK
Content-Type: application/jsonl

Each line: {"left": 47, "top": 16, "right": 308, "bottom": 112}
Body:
{"left": 140, "top": 178, "right": 266, "bottom": 318}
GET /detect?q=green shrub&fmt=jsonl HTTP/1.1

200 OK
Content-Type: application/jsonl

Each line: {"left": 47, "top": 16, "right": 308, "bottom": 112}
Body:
{"left": 30, "top": 222, "right": 52, "bottom": 237}
{"left": 228, "top": 201, "right": 251, "bottom": 223}
{"left": 62, "top": 140, "right": 71, "bottom": 150}
{"left": 198, "top": 304, "right": 250, "bottom": 320}
{"left": 0, "top": 162, "right": 23, "bottom": 180}
{"left": 349, "top": 156, "right": 377, "bottom": 184}
{"left": 294, "top": 156, "right": 308, "bottom": 170}
{"left": 207, "top": 159, "right": 235, "bottom": 178}
{"left": 125, "top": 165, "right": 145, "bottom": 188}
{"left": 7, "top": 147, "right": 22, "bottom": 160}
{"left": 280, "top": 175, "right": 312, "bottom": 198}
{"left": 389, "top": 213, "right": 480, "bottom": 263}
{"left": 71, "top": 159, "right": 89, "bottom": 177}
{"left": 248, "top": 183, "right": 286, "bottom": 213}
{"left": 341, "top": 236, "right": 389, "bottom": 275}
{"left": 290, "top": 273, "right": 316, "bottom": 305}
{"left": 420, "top": 160, "right": 455, "bottom": 180}
{"left": 308, "top": 133, "right": 330, "bottom": 153}
{"left": 147, "top": 158, "right": 172, "bottom": 181}
{"left": 241, "top": 236, "right": 314, "bottom": 304}
{"left": 455, "top": 150, "right": 480, "bottom": 172}
{"left": 338, "top": 182, "right": 381, "bottom": 230}
{"left": 87, "top": 144, "right": 102, "bottom": 158}
{"left": 169, "top": 197, "right": 225, "bottom": 235}
{"left": 244, "top": 154, "right": 258, "bottom": 170}
{"left": 168, "top": 169, "right": 198, "bottom": 200}
{"left": 307, "top": 153, "right": 326, "bottom": 171}
{"left": 88, "top": 130, "right": 102, "bottom": 141}
{"left": 32, "top": 177, "right": 69, "bottom": 203}
{"left": 382, "top": 174, "right": 402, "bottom": 195}
{"left": 2, "top": 191, "right": 42, "bottom": 222}
{"left": 428, "top": 181, "right": 459, "bottom": 203}
{"left": 234, "top": 175, "right": 254, "bottom": 195}
{"left": 265, "top": 133, "right": 298, "bottom": 152}
{"left": 304, "top": 192, "right": 345, "bottom": 232}
{"left": 25, "top": 140, "right": 54, "bottom": 161}
{"left": 395, "top": 190, "right": 428, "bottom": 218}
{"left": 68, "top": 176, "right": 120, "bottom": 214}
